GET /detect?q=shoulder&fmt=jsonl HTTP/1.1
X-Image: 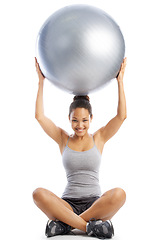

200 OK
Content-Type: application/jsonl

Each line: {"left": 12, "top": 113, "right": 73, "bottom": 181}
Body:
{"left": 93, "top": 128, "right": 105, "bottom": 154}
{"left": 58, "top": 128, "right": 70, "bottom": 154}
{"left": 59, "top": 128, "right": 69, "bottom": 143}
{"left": 93, "top": 127, "right": 105, "bottom": 140}
{"left": 93, "top": 127, "right": 106, "bottom": 145}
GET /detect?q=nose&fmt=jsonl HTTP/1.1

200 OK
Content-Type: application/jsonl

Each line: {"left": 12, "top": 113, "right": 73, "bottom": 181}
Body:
{"left": 77, "top": 121, "right": 83, "bottom": 128}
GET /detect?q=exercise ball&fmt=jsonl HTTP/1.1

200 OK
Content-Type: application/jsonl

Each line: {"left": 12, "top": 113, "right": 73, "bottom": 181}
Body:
{"left": 36, "top": 4, "right": 125, "bottom": 95}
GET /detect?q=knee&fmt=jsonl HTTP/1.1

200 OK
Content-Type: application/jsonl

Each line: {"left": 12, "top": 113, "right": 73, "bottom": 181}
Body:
{"left": 112, "top": 188, "right": 126, "bottom": 206}
{"left": 32, "top": 187, "right": 46, "bottom": 203}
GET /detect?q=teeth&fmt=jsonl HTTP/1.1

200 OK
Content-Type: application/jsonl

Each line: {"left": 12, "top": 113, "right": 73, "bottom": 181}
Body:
{"left": 77, "top": 129, "right": 84, "bottom": 132}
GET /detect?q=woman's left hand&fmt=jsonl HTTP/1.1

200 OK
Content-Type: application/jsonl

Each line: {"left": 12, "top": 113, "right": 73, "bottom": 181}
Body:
{"left": 35, "top": 57, "right": 45, "bottom": 83}
{"left": 116, "top": 57, "right": 127, "bottom": 83}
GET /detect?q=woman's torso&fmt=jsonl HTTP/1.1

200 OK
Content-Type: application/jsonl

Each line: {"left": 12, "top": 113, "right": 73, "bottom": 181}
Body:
{"left": 61, "top": 134, "right": 102, "bottom": 198}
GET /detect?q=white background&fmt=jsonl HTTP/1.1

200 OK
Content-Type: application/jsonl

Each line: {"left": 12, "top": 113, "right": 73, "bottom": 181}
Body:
{"left": 0, "top": 0, "right": 155, "bottom": 239}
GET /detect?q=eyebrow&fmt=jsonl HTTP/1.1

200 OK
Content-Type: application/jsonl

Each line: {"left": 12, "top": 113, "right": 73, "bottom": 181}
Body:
{"left": 72, "top": 117, "right": 88, "bottom": 119}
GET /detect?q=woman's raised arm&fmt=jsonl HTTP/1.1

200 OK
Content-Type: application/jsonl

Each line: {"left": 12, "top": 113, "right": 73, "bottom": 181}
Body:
{"left": 95, "top": 58, "right": 127, "bottom": 144}
{"left": 35, "top": 58, "right": 66, "bottom": 145}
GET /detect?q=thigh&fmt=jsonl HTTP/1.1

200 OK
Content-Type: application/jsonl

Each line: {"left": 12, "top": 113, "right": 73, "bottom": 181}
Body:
{"left": 33, "top": 187, "right": 74, "bottom": 212}
{"left": 87, "top": 187, "right": 126, "bottom": 210}
{"left": 79, "top": 188, "right": 126, "bottom": 221}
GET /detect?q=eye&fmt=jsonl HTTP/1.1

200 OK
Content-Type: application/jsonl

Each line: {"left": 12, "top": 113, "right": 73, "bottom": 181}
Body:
{"left": 72, "top": 120, "right": 78, "bottom": 122}
{"left": 83, "top": 119, "right": 88, "bottom": 122}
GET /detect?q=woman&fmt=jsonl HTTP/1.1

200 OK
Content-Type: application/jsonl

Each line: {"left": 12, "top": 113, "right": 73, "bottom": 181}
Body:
{"left": 33, "top": 57, "right": 127, "bottom": 239}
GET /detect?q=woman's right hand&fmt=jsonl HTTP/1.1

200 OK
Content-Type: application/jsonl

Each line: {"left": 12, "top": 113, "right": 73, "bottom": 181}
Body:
{"left": 35, "top": 57, "right": 45, "bottom": 82}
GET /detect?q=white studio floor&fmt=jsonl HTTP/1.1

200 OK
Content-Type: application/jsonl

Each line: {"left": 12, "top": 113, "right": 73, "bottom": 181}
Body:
{"left": 41, "top": 229, "right": 100, "bottom": 240}
{"left": 38, "top": 229, "right": 123, "bottom": 240}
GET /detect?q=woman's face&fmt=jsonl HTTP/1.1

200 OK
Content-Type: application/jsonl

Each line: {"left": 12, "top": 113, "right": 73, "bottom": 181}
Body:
{"left": 69, "top": 108, "right": 92, "bottom": 136}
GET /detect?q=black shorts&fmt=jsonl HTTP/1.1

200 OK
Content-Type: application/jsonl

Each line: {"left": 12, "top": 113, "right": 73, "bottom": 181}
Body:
{"left": 62, "top": 196, "right": 100, "bottom": 215}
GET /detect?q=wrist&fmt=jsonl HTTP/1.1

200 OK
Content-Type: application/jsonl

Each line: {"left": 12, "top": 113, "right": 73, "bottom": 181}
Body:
{"left": 39, "top": 79, "right": 44, "bottom": 86}
{"left": 117, "top": 79, "right": 124, "bottom": 85}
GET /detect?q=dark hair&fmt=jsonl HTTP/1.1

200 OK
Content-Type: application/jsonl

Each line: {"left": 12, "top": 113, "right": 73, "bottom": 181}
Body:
{"left": 69, "top": 95, "right": 92, "bottom": 118}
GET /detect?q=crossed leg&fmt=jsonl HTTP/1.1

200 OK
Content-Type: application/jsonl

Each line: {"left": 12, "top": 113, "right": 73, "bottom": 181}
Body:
{"left": 79, "top": 188, "right": 126, "bottom": 222}
{"left": 33, "top": 187, "right": 126, "bottom": 232}
{"left": 33, "top": 188, "right": 87, "bottom": 231}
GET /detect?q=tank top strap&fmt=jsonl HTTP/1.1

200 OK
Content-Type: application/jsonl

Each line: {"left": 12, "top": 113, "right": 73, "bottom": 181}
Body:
{"left": 92, "top": 135, "right": 95, "bottom": 144}
{"left": 66, "top": 136, "right": 70, "bottom": 146}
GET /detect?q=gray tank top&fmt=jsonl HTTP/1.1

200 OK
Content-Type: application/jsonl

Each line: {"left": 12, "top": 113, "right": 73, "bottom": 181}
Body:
{"left": 62, "top": 136, "right": 102, "bottom": 198}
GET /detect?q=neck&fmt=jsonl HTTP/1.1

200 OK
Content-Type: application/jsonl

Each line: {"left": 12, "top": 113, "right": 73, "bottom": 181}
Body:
{"left": 73, "top": 132, "right": 90, "bottom": 141}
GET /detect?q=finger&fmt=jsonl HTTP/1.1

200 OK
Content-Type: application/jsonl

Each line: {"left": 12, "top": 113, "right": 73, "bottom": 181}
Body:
{"left": 123, "top": 57, "right": 127, "bottom": 66}
{"left": 35, "top": 57, "right": 36, "bottom": 61}
{"left": 35, "top": 58, "right": 38, "bottom": 68}
{"left": 35, "top": 61, "right": 40, "bottom": 70}
{"left": 121, "top": 58, "right": 127, "bottom": 71}
{"left": 35, "top": 58, "right": 40, "bottom": 69}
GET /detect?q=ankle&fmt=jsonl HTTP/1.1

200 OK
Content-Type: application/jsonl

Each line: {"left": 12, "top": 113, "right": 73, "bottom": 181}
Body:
{"left": 82, "top": 223, "right": 87, "bottom": 232}
{"left": 86, "top": 222, "right": 89, "bottom": 232}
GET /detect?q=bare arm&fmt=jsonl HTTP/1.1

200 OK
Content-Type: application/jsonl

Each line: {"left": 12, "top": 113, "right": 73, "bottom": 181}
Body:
{"left": 35, "top": 58, "right": 65, "bottom": 145}
{"left": 96, "top": 58, "right": 127, "bottom": 144}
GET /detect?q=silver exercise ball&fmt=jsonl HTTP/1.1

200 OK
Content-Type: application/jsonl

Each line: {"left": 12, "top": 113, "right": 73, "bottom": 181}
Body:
{"left": 36, "top": 4, "right": 125, "bottom": 95}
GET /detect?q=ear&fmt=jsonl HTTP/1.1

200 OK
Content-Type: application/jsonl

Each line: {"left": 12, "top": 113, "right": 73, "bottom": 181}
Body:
{"left": 68, "top": 115, "right": 70, "bottom": 121}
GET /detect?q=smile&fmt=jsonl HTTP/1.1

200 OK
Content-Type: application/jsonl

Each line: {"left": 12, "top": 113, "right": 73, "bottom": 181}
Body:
{"left": 75, "top": 128, "right": 85, "bottom": 132}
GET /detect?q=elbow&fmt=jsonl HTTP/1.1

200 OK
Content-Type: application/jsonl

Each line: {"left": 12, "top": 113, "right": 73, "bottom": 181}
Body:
{"left": 124, "top": 111, "right": 127, "bottom": 120}
{"left": 35, "top": 113, "right": 43, "bottom": 121}
{"left": 35, "top": 113, "right": 39, "bottom": 120}
{"left": 123, "top": 114, "right": 127, "bottom": 121}
{"left": 122, "top": 114, "right": 127, "bottom": 121}
{"left": 117, "top": 113, "right": 127, "bottom": 122}
{"left": 122, "top": 116, "right": 127, "bottom": 122}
